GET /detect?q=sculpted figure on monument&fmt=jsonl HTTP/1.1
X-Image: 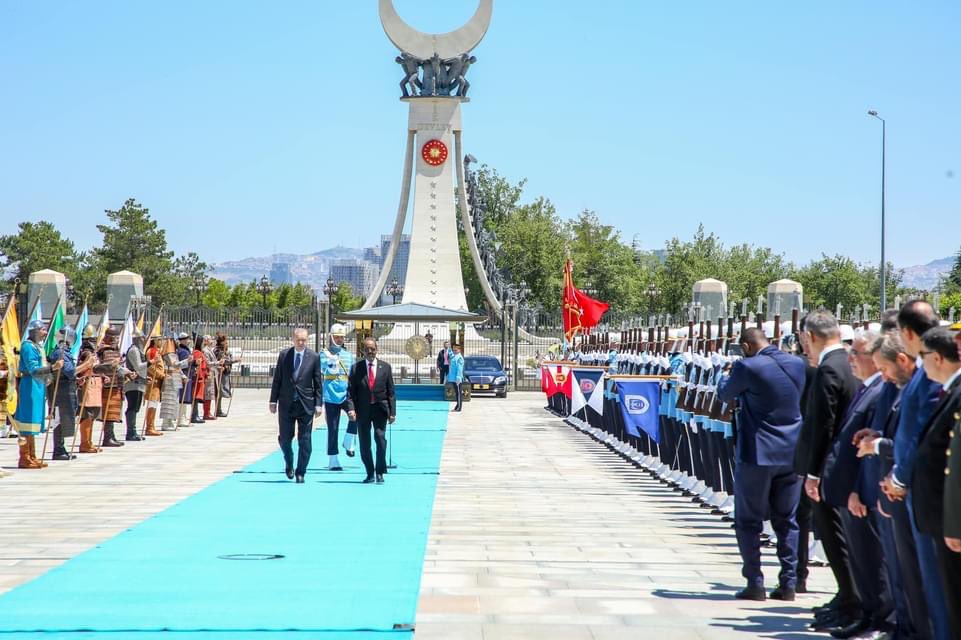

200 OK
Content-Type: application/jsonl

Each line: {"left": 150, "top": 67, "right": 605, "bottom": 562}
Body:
{"left": 396, "top": 53, "right": 424, "bottom": 98}
{"left": 446, "top": 54, "right": 476, "bottom": 97}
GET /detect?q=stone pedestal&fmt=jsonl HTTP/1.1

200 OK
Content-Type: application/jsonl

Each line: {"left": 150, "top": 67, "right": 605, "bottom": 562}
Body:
{"left": 27, "top": 269, "right": 66, "bottom": 319}
{"left": 106, "top": 270, "right": 143, "bottom": 321}
{"left": 692, "top": 278, "right": 728, "bottom": 319}
{"left": 767, "top": 279, "right": 803, "bottom": 319}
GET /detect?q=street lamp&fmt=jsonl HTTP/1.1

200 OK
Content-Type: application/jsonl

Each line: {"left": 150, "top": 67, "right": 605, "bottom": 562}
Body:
{"left": 191, "top": 274, "right": 208, "bottom": 306}
{"left": 323, "top": 277, "right": 339, "bottom": 330}
{"left": 646, "top": 283, "right": 660, "bottom": 316}
{"left": 868, "top": 109, "right": 887, "bottom": 310}
{"left": 258, "top": 274, "right": 272, "bottom": 308}
{"left": 385, "top": 277, "right": 404, "bottom": 305}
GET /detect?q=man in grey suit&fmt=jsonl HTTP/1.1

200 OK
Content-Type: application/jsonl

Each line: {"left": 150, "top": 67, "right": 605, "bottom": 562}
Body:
{"left": 269, "top": 328, "right": 323, "bottom": 483}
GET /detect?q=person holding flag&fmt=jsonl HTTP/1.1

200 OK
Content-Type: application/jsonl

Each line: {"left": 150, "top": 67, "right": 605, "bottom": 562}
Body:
{"left": 98, "top": 327, "right": 130, "bottom": 448}
{"left": 142, "top": 335, "right": 166, "bottom": 437}
{"left": 122, "top": 326, "right": 149, "bottom": 442}
{"left": 76, "top": 325, "right": 104, "bottom": 453}
{"left": 47, "top": 326, "right": 80, "bottom": 461}
{"left": 561, "top": 257, "right": 608, "bottom": 344}
{"left": 1, "top": 294, "right": 20, "bottom": 441}
{"left": 12, "top": 319, "right": 62, "bottom": 468}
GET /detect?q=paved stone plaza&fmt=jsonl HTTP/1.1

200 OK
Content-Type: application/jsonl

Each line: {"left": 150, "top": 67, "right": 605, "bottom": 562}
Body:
{"left": 0, "top": 389, "right": 834, "bottom": 638}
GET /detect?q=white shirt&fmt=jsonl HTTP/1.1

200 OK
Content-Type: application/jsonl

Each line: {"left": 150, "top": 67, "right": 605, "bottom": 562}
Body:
{"left": 861, "top": 371, "right": 882, "bottom": 388}
{"left": 817, "top": 342, "right": 846, "bottom": 366}
{"left": 943, "top": 367, "right": 961, "bottom": 393}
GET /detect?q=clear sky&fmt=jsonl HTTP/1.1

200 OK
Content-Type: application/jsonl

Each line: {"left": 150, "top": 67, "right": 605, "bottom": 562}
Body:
{"left": 1, "top": 1, "right": 958, "bottom": 268}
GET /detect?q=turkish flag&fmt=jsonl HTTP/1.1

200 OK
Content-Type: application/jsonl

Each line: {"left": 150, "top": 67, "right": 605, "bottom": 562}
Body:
{"left": 562, "top": 258, "right": 609, "bottom": 341}
{"left": 574, "top": 289, "right": 609, "bottom": 329}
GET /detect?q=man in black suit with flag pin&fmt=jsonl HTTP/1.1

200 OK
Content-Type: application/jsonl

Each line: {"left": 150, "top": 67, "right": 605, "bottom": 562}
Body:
{"left": 347, "top": 337, "right": 396, "bottom": 484}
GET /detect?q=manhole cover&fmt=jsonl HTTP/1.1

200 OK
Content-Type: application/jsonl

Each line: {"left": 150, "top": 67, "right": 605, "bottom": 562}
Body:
{"left": 217, "top": 553, "right": 285, "bottom": 561}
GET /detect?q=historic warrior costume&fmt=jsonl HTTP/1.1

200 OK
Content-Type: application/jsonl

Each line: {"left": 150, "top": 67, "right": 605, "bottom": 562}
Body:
{"left": 176, "top": 333, "right": 193, "bottom": 427}
{"left": 47, "top": 328, "right": 79, "bottom": 460}
{"left": 160, "top": 338, "right": 186, "bottom": 431}
{"left": 142, "top": 337, "right": 165, "bottom": 437}
{"left": 98, "top": 328, "right": 129, "bottom": 447}
{"left": 202, "top": 336, "right": 219, "bottom": 421}
{"left": 321, "top": 323, "right": 357, "bottom": 470}
{"left": 76, "top": 326, "right": 103, "bottom": 453}
{"left": 12, "top": 320, "right": 54, "bottom": 468}
{"left": 214, "top": 333, "right": 235, "bottom": 417}
{"left": 123, "top": 330, "right": 148, "bottom": 441}
{"left": 189, "top": 336, "right": 208, "bottom": 424}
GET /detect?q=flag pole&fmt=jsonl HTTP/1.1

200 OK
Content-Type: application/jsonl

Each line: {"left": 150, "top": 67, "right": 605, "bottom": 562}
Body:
{"left": 95, "top": 297, "right": 131, "bottom": 448}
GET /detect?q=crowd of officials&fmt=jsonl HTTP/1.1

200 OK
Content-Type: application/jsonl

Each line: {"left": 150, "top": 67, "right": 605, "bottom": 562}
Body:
{"left": 551, "top": 302, "right": 960, "bottom": 640}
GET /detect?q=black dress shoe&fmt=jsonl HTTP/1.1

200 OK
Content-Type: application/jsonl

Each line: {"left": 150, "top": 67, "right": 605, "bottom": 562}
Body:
{"left": 330, "top": 466, "right": 343, "bottom": 471}
{"left": 345, "top": 449, "right": 355, "bottom": 457}
{"left": 795, "top": 580, "right": 808, "bottom": 594}
{"left": 295, "top": 475, "right": 305, "bottom": 484}
{"left": 734, "top": 585, "right": 766, "bottom": 601}
{"left": 770, "top": 586, "right": 796, "bottom": 601}
{"left": 52, "top": 452, "right": 77, "bottom": 461}
{"left": 829, "top": 618, "right": 870, "bottom": 639}
{"left": 375, "top": 474, "right": 384, "bottom": 484}
{"left": 285, "top": 467, "right": 295, "bottom": 480}
{"left": 102, "top": 439, "right": 124, "bottom": 447}
{"left": 813, "top": 613, "right": 857, "bottom": 632}
{"left": 362, "top": 476, "right": 375, "bottom": 484}
{"left": 125, "top": 434, "right": 144, "bottom": 442}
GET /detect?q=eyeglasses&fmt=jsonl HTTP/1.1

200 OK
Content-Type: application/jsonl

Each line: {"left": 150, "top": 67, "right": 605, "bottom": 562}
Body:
{"left": 918, "top": 350, "right": 935, "bottom": 358}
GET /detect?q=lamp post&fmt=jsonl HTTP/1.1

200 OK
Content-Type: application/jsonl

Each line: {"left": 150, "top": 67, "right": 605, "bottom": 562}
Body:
{"left": 647, "top": 283, "right": 660, "bottom": 317}
{"left": 868, "top": 109, "right": 887, "bottom": 310}
{"left": 258, "top": 274, "right": 272, "bottom": 309}
{"left": 191, "top": 274, "right": 208, "bottom": 307}
{"left": 323, "top": 277, "right": 339, "bottom": 331}
{"left": 385, "top": 277, "right": 404, "bottom": 305}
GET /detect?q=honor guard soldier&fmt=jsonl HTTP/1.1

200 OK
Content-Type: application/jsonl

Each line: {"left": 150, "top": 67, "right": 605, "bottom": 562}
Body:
{"left": 142, "top": 335, "right": 166, "bottom": 436}
{"left": 321, "top": 323, "right": 357, "bottom": 470}
{"left": 123, "top": 329, "right": 148, "bottom": 441}
{"left": 12, "top": 319, "right": 62, "bottom": 468}
{"left": 76, "top": 325, "right": 103, "bottom": 453}
{"left": 175, "top": 332, "right": 193, "bottom": 427}
{"left": 98, "top": 327, "right": 130, "bottom": 447}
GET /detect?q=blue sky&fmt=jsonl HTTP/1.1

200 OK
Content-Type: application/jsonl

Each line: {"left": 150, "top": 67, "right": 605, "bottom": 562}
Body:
{"left": 1, "top": 1, "right": 958, "bottom": 268}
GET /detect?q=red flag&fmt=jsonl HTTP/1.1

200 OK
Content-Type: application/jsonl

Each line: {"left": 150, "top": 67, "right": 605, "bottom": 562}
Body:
{"left": 562, "top": 258, "right": 609, "bottom": 342}
{"left": 551, "top": 365, "right": 573, "bottom": 399}
{"left": 541, "top": 366, "right": 556, "bottom": 396}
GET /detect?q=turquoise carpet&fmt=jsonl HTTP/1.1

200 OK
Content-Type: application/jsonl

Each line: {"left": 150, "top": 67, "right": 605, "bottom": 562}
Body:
{"left": 0, "top": 401, "right": 450, "bottom": 638}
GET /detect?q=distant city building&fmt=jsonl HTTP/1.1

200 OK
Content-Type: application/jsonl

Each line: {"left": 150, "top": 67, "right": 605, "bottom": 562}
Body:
{"left": 363, "top": 246, "right": 382, "bottom": 265}
{"left": 377, "top": 234, "right": 410, "bottom": 304}
{"left": 269, "top": 262, "right": 293, "bottom": 286}
{"left": 330, "top": 259, "right": 380, "bottom": 298}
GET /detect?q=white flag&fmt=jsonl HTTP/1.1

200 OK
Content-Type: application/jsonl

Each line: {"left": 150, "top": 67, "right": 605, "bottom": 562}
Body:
{"left": 119, "top": 312, "right": 134, "bottom": 358}
{"left": 570, "top": 373, "right": 587, "bottom": 416}
{"left": 587, "top": 378, "right": 605, "bottom": 416}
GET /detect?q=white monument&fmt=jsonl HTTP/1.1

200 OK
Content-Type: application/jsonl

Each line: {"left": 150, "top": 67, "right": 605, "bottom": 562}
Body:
{"left": 106, "top": 270, "right": 143, "bottom": 320}
{"left": 366, "top": 0, "right": 500, "bottom": 319}
{"left": 692, "top": 278, "right": 728, "bottom": 319}
{"left": 27, "top": 269, "right": 66, "bottom": 318}
{"left": 767, "top": 278, "right": 803, "bottom": 319}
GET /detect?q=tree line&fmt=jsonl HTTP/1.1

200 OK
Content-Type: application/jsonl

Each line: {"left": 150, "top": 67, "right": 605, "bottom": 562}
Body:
{"left": 460, "top": 165, "right": 961, "bottom": 319}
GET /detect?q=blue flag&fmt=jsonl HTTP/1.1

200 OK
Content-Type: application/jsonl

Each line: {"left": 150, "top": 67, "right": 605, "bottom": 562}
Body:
{"left": 571, "top": 367, "right": 603, "bottom": 400}
{"left": 616, "top": 379, "right": 661, "bottom": 442}
{"left": 70, "top": 304, "right": 89, "bottom": 360}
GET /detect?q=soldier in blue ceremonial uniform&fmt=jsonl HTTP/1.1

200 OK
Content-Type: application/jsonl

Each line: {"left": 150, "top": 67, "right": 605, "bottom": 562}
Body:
{"left": 13, "top": 319, "right": 62, "bottom": 469}
{"left": 321, "top": 323, "right": 357, "bottom": 470}
{"left": 47, "top": 327, "right": 79, "bottom": 460}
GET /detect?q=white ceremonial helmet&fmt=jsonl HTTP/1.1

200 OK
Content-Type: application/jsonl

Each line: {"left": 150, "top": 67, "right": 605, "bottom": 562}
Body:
{"left": 839, "top": 324, "right": 855, "bottom": 343}
{"left": 329, "top": 323, "right": 348, "bottom": 337}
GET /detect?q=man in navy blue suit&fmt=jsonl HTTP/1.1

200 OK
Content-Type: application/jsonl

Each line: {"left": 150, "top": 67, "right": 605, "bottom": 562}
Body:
{"left": 718, "top": 327, "right": 806, "bottom": 601}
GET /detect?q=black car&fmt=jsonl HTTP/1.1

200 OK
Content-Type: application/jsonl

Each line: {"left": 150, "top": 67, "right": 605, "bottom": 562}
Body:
{"left": 463, "top": 355, "right": 508, "bottom": 398}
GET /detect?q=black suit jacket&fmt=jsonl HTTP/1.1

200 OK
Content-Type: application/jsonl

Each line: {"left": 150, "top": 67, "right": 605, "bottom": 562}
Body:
{"left": 436, "top": 349, "right": 450, "bottom": 369}
{"left": 806, "top": 348, "right": 859, "bottom": 478}
{"left": 821, "top": 375, "right": 883, "bottom": 508}
{"left": 793, "top": 364, "right": 818, "bottom": 475}
{"left": 346, "top": 359, "right": 396, "bottom": 420}
{"left": 945, "top": 405, "right": 961, "bottom": 539}
{"left": 269, "top": 347, "right": 323, "bottom": 413}
{"left": 910, "top": 375, "right": 961, "bottom": 536}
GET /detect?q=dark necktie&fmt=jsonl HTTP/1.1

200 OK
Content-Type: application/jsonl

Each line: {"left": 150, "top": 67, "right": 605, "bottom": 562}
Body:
{"left": 368, "top": 362, "right": 376, "bottom": 403}
{"left": 294, "top": 351, "right": 302, "bottom": 377}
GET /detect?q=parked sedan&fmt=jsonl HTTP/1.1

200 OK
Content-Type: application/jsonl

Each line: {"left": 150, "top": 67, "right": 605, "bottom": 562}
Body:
{"left": 463, "top": 355, "right": 508, "bottom": 398}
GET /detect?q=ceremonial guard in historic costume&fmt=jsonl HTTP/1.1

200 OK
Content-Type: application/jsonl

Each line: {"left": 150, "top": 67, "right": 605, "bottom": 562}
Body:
{"left": 76, "top": 325, "right": 103, "bottom": 453}
{"left": 0, "top": 351, "right": 11, "bottom": 438}
{"left": 214, "top": 333, "right": 235, "bottom": 417}
{"left": 175, "top": 332, "right": 193, "bottom": 427}
{"left": 47, "top": 327, "right": 79, "bottom": 460}
{"left": 189, "top": 335, "right": 208, "bottom": 424}
{"left": 98, "top": 327, "right": 129, "bottom": 448}
{"left": 13, "top": 319, "right": 60, "bottom": 468}
{"left": 202, "top": 335, "right": 220, "bottom": 421}
{"left": 160, "top": 338, "right": 186, "bottom": 431}
{"left": 321, "top": 323, "right": 356, "bottom": 469}
{"left": 142, "top": 335, "right": 165, "bottom": 437}
{"left": 123, "top": 329, "right": 148, "bottom": 441}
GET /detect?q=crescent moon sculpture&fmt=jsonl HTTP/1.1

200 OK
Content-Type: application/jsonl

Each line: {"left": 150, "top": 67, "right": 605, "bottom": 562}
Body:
{"left": 379, "top": 0, "right": 493, "bottom": 59}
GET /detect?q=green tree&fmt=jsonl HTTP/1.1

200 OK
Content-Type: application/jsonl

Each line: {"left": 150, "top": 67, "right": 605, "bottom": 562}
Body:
{"left": 474, "top": 165, "right": 526, "bottom": 229}
{"left": 942, "top": 246, "right": 961, "bottom": 294}
{"left": 201, "top": 278, "right": 231, "bottom": 309}
{"left": 495, "top": 197, "right": 568, "bottom": 309}
{"left": 568, "top": 209, "right": 649, "bottom": 314}
{"left": 287, "top": 283, "right": 315, "bottom": 308}
{"left": 93, "top": 198, "right": 178, "bottom": 303}
{"left": 721, "top": 244, "right": 792, "bottom": 312}
{"left": 792, "top": 254, "right": 868, "bottom": 314}
{"left": 0, "top": 221, "right": 79, "bottom": 292}
{"left": 656, "top": 225, "right": 727, "bottom": 317}
{"left": 329, "top": 282, "right": 363, "bottom": 312}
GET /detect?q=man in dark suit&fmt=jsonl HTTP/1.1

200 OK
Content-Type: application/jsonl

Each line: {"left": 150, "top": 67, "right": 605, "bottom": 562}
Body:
{"left": 718, "top": 327, "right": 806, "bottom": 602}
{"left": 820, "top": 331, "right": 894, "bottom": 639}
{"left": 437, "top": 341, "right": 451, "bottom": 384}
{"left": 944, "top": 321, "right": 961, "bottom": 634}
{"left": 801, "top": 310, "right": 862, "bottom": 634}
{"left": 269, "top": 328, "right": 323, "bottom": 483}
{"left": 347, "top": 337, "right": 396, "bottom": 484}
{"left": 911, "top": 326, "right": 961, "bottom": 639}
{"left": 856, "top": 332, "right": 931, "bottom": 640}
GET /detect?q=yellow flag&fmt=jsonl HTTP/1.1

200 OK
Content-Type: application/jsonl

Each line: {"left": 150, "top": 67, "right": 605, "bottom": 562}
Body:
{"left": 1, "top": 297, "right": 20, "bottom": 415}
{"left": 136, "top": 309, "right": 145, "bottom": 333}
{"left": 149, "top": 309, "right": 163, "bottom": 338}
